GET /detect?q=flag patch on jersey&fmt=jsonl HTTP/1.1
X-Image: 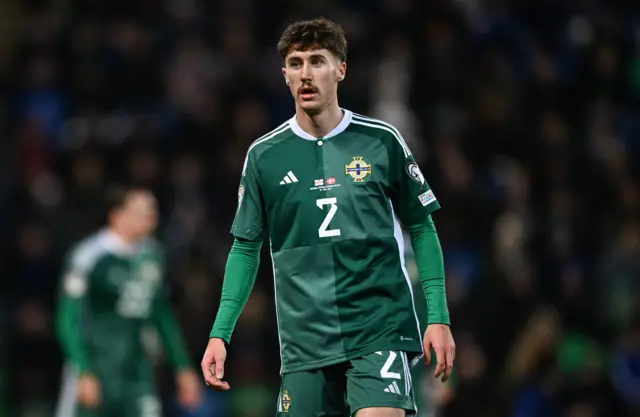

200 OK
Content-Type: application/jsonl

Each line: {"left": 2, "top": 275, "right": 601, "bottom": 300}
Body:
{"left": 314, "top": 179, "right": 324, "bottom": 186}
{"left": 326, "top": 177, "right": 336, "bottom": 185}
{"left": 418, "top": 190, "right": 436, "bottom": 206}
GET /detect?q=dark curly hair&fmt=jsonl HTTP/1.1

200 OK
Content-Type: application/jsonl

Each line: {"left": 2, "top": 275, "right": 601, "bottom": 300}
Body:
{"left": 277, "top": 18, "right": 347, "bottom": 62}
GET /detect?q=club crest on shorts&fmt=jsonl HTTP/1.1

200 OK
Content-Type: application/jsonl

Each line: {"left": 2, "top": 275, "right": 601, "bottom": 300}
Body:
{"left": 345, "top": 157, "right": 372, "bottom": 182}
{"left": 282, "top": 390, "right": 291, "bottom": 413}
{"left": 406, "top": 162, "right": 425, "bottom": 186}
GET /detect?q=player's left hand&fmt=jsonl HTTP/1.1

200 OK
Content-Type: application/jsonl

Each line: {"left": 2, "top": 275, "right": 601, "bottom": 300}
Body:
{"left": 176, "top": 370, "right": 202, "bottom": 410}
{"left": 423, "top": 324, "right": 455, "bottom": 382}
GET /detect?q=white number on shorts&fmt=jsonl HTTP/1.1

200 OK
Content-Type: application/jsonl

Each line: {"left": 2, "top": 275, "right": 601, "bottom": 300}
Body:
{"left": 380, "top": 351, "right": 402, "bottom": 379}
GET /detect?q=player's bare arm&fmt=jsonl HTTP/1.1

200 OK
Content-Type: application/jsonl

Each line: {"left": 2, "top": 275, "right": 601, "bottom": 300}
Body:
{"left": 77, "top": 374, "right": 101, "bottom": 408}
{"left": 201, "top": 337, "right": 230, "bottom": 391}
{"left": 424, "top": 324, "right": 456, "bottom": 382}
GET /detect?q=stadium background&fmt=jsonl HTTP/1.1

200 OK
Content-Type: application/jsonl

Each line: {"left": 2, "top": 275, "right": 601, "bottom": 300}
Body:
{"left": 0, "top": 0, "right": 639, "bottom": 416}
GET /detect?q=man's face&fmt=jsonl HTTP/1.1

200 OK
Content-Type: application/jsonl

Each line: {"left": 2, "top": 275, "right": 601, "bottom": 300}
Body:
{"left": 282, "top": 48, "right": 346, "bottom": 114}
{"left": 113, "top": 191, "right": 158, "bottom": 239}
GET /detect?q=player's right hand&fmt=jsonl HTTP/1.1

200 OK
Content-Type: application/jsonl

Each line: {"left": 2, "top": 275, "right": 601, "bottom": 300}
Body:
{"left": 77, "top": 374, "right": 101, "bottom": 408}
{"left": 201, "top": 338, "right": 230, "bottom": 391}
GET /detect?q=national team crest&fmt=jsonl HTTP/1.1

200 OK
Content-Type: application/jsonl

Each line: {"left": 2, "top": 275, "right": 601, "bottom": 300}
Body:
{"left": 282, "top": 391, "right": 291, "bottom": 413}
{"left": 345, "top": 157, "right": 372, "bottom": 182}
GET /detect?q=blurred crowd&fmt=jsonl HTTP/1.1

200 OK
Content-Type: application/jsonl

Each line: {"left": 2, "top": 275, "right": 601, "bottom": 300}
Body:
{"left": 0, "top": 0, "right": 639, "bottom": 416}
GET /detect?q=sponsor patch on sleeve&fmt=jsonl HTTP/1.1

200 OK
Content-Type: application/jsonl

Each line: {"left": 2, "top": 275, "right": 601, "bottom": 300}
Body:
{"left": 418, "top": 190, "right": 437, "bottom": 207}
{"left": 63, "top": 272, "right": 87, "bottom": 297}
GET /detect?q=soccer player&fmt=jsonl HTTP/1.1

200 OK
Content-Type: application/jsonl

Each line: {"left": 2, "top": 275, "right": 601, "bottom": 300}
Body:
{"left": 201, "top": 18, "right": 455, "bottom": 417}
{"left": 54, "top": 186, "right": 201, "bottom": 417}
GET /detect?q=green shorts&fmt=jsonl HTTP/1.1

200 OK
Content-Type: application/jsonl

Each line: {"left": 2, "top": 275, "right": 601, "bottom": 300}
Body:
{"left": 54, "top": 365, "right": 160, "bottom": 417}
{"left": 276, "top": 351, "right": 417, "bottom": 416}
{"left": 73, "top": 394, "right": 160, "bottom": 417}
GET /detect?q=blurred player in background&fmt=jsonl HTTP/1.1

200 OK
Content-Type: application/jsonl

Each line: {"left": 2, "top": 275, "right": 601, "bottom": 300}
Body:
{"left": 54, "top": 186, "right": 201, "bottom": 417}
{"left": 202, "top": 18, "right": 455, "bottom": 416}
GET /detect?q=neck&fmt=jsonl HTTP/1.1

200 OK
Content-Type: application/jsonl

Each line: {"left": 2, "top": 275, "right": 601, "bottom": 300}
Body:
{"left": 108, "top": 225, "right": 137, "bottom": 246}
{"left": 295, "top": 100, "right": 343, "bottom": 138}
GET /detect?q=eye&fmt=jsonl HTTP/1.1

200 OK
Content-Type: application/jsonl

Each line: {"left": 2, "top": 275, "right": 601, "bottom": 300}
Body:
{"left": 289, "top": 61, "right": 301, "bottom": 69}
{"left": 310, "top": 56, "right": 323, "bottom": 65}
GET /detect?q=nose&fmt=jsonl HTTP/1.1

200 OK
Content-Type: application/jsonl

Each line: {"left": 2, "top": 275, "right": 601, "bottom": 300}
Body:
{"left": 301, "top": 61, "right": 312, "bottom": 81}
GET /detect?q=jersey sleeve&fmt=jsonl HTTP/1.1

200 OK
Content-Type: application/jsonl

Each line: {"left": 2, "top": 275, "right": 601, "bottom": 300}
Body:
{"left": 152, "top": 298, "right": 192, "bottom": 370}
{"left": 55, "top": 248, "right": 93, "bottom": 373}
{"left": 388, "top": 134, "right": 440, "bottom": 227}
{"left": 230, "top": 148, "right": 266, "bottom": 241}
{"left": 60, "top": 248, "right": 92, "bottom": 299}
{"left": 150, "top": 244, "right": 192, "bottom": 371}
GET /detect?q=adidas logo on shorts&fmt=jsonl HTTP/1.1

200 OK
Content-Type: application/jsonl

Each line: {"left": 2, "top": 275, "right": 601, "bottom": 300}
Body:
{"left": 384, "top": 381, "right": 402, "bottom": 394}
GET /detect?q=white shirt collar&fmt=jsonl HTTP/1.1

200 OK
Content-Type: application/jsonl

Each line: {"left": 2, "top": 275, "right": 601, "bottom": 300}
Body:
{"left": 289, "top": 109, "right": 352, "bottom": 140}
{"left": 100, "top": 229, "right": 136, "bottom": 255}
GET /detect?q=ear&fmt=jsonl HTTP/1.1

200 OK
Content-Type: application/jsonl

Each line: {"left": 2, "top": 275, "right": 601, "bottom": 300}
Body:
{"left": 337, "top": 61, "right": 347, "bottom": 82}
{"left": 282, "top": 67, "right": 289, "bottom": 86}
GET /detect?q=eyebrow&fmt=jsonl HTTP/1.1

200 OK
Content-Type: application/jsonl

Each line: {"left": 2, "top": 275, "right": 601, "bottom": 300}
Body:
{"left": 288, "top": 54, "right": 327, "bottom": 63}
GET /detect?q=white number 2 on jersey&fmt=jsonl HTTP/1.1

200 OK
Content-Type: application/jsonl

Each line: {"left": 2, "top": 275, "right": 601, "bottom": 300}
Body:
{"left": 316, "top": 197, "right": 341, "bottom": 238}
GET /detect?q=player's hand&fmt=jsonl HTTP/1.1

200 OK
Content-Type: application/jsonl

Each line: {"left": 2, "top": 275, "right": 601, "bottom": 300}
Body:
{"left": 423, "top": 324, "right": 455, "bottom": 382}
{"left": 176, "top": 370, "right": 202, "bottom": 410}
{"left": 201, "top": 337, "right": 230, "bottom": 391}
{"left": 77, "top": 373, "right": 101, "bottom": 408}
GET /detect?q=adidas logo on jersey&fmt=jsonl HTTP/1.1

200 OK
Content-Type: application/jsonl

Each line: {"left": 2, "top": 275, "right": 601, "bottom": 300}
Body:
{"left": 384, "top": 381, "right": 402, "bottom": 394}
{"left": 280, "top": 171, "right": 298, "bottom": 185}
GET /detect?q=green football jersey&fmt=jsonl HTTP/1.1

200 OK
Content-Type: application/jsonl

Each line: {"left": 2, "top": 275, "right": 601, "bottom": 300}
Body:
{"left": 232, "top": 110, "right": 441, "bottom": 373}
{"left": 59, "top": 229, "right": 166, "bottom": 376}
